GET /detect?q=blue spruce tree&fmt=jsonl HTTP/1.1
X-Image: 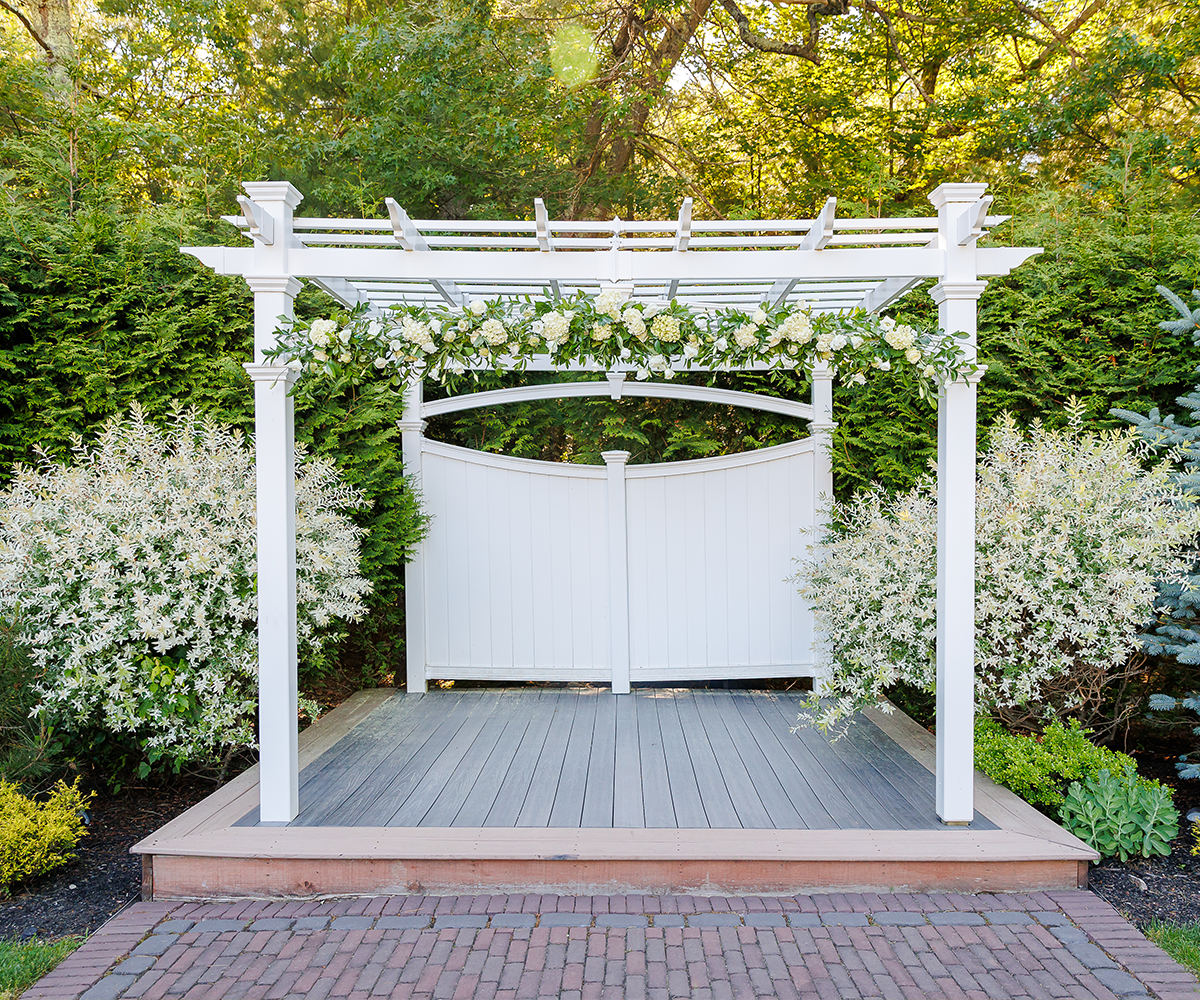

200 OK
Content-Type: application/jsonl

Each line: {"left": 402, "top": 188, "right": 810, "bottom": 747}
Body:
{"left": 1112, "top": 284, "right": 1200, "bottom": 666}
{"left": 1113, "top": 285, "right": 1200, "bottom": 781}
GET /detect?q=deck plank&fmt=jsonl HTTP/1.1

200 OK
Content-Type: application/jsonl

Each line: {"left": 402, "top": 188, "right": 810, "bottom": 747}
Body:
{"left": 453, "top": 689, "right": 545, "bottom": 827}
{"left": 751, "top": 693, "right": 874, "bottom": 830}
{"left": 637, "top": 691, "right": 677, "bottom": 828}
{"left": 276, "top": 692, "right": 436, "bottom": 826}
{"left": 548, "top": 690, "right": 601, "bottom": 827}
{"left": 612, "top": 689, "right": 645, "bottom": 828}
{"left": 726, "top": 691, "right": 838, "bottom": 828}
{"left": 816, "top": 710, "right": 944, "bottom": 831}
{"left": 420, "top": 691, "right": 535, "bottom": 827}
{"left": 484, "top": 690, "right": 561, "bottom": 827}
{"left": 848, "top": 713, "right": 997, "bottom": 830}
{"left": 673, "top": 691, "right": 742, "bottom": 828}
{"left": 323, "top": 691, "right": 494, "bottom": 827}
{"left": 782, "top": 704, "right": 925, "bottom": 830}
{"left": 516, "top": 691, "right": 579, "bottom": 827}
{"left": 704, "top": 691, "right": 808, "bottom": 829}
{"left": 655, "top": 692, "right": 709, "bottom": 828}
{"left": 290, "top": 692, "right": 466, "bottom": 828}
{"left": 687, "top": 692, "right": 773, "bottom": 829}
{"left": 384, "top": 691, "right": 510, "bottom": 826}
{"left": 580, "top": 692, "right": 618, "bottom": 828}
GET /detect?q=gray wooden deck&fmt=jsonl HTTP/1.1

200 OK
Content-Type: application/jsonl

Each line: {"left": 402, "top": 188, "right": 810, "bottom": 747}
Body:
{"left": 236, "top": 688, "right": 995, "bottom": 831}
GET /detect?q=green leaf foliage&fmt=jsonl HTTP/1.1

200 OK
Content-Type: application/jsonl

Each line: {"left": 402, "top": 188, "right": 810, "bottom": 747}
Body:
{"left": 0, "top": 778, "right": 92, "bottom": 894}
{"left": 974, "top": 717, "right": 1139, "bottom": 810}
{"left": 0, "top": 207, "right": 254, "bottom": 470}
{"left": 0, "top": 936, "right": 81, "bottom": 997}
{"left": 0, "top": 211, "right": 427, "bottom": 688}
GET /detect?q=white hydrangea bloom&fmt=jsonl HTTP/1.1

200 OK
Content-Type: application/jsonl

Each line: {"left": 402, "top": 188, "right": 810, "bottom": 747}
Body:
{"left": 622, "top": 308, "right": 648, "bottom": 342}
{"left": 779, "top": 312, "right": 813, "bottom": 344}
{"left": 733, "top": 323, "right": 759, "bottom": 349}
{"left": 309, "top": 318, "right": 337, "bottom": 345}
{"left": 480, "top": 318, "right": 508, "bottom": 345}
{"left": 542, "top": 311, "right": 570, "bottom": 347}
{"left": 651, "top": 315, "right": 682, "bottom": 343}
{"left": 883, "top": 325, "right": 916, "bottom": 350}
{"left": 594, "top": 288, "right": 629, "bottom": 320}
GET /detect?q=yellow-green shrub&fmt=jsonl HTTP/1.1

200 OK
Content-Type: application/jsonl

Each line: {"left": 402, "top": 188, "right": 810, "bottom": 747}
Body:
{"left": 0, "top": 779, "right": 91, "bottom": 894}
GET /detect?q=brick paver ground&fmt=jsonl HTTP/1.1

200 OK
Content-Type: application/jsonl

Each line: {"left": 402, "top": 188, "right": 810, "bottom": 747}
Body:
{"left": 22, "top": 890, "right": 1200, "bottom": 1000}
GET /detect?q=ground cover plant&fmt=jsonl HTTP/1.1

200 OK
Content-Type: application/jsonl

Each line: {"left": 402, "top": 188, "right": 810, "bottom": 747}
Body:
{"left": 0, "top": 407, "right": 371, "bottom": 780}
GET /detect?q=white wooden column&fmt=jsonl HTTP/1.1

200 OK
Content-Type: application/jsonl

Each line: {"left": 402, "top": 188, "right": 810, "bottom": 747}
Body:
{"left": 603, "top": 450, "right": 632, "bottom": 694}
{"left": 929, "top": 182, "right": 988, "bottom": 825}
{"left": 240, "top": 181, "right": 304, "bottom": 824}
{"left": 809, "top": 362, "right": 836, "bottom": 696}
{"left": 243, "top": 362, "right": 299, "bottom": 823}
{"left": 400, "top": 377, "right": 428, "bottom": 694}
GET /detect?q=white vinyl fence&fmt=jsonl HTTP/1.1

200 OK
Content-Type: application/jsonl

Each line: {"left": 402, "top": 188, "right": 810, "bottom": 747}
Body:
{"left": 406, "top": 378, "right": 833, "bottom": 693}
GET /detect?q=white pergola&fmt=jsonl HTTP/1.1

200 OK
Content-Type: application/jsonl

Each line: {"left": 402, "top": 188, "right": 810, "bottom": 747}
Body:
{"left": 186, "top": 181, "right": 1041, "bottom": 828}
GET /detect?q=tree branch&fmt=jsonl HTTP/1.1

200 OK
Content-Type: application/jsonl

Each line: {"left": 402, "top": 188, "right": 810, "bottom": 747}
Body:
{"left": 858, "top": 0, "right": 931, "bottom": 105}
{"left": 0, "top": 0, "right": 55, "bottom": 57}
{"left": 717, "top": 0, "right": 820, "bottom": 63}
{"left": 1016, "top": 0, "right": 1105, "bottom": 76}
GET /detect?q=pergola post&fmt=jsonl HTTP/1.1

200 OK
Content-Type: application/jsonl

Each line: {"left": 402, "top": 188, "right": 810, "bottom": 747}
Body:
{"left": 241, "top": 181, "right": 304, "bottom": 824}
{"left": 809, "top": 362, "right": 835, "bottom": 696}
{"left": 400, "top": 377, "right": 427, "bottom": 694}
{"left": 928, "top": 182, "right": 989, "bottom": 825}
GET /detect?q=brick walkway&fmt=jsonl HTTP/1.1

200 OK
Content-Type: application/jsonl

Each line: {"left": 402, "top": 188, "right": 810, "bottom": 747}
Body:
{"left": 23, "top": 891, "right": 1200, "bottom": 1000}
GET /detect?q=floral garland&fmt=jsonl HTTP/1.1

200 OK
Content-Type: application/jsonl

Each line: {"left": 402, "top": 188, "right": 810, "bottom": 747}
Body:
{"left": 268, "top": 289, "right": 978, "bottom": 399}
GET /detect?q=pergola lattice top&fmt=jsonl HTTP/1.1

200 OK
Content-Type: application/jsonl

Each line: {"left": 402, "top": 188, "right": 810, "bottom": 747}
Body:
{"left": 201, "top": 185, "right": 1033, "bottom": 324}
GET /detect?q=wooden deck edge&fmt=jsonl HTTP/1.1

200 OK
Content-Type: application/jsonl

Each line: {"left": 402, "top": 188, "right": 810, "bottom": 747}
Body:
{"left": 131, "top": 688, "right": 397, "bottom": 850}
{"left": 135, "top": 825, "right": 1095, "bottom": 863}
{"left": 863, "top": 704, "right": 1099, "bottom": 858}
{"left": 145, "top": 854, "right": 1086, "bottom": 899}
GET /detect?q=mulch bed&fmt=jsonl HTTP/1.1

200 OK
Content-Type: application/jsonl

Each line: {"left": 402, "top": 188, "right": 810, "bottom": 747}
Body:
{"left": 0, "top": 781, "right": 211, "bottom": 942}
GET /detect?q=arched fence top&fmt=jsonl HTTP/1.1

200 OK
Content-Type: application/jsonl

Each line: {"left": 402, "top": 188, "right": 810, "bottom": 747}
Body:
{"left": 420, "top": 375, "right": 817, "bottom": 423}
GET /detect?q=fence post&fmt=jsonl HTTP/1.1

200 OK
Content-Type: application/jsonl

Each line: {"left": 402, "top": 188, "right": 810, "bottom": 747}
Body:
{"left": 809, "top": 362, "right": 836, "bottom": 695}
{"left": 400, "top": 377, "right": 428, "bottom": 694}
{"left": 603, "top": 450, "right": 632, "bottom": 694}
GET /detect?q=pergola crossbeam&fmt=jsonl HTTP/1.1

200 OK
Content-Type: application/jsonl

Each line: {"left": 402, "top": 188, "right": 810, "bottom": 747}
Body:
{"left": 957, "top": 195, "right": 995, "bottom": 247}
{"left": 236, "top": 195, "right": 276, "bottom": 245}
{"left": 859, "top": 277, "right": 923, "bottom": 313}
{"left": 385, "top": 198, "right": 466, "bottom": 308}
{"left": 799, "top": 197, "right": 837, "bottom": 251}
{"left": 667, "top": 198, "right": 694, "bottom": 299}
{"left": 534, "top": 198, "right": 561, "bottom": 300}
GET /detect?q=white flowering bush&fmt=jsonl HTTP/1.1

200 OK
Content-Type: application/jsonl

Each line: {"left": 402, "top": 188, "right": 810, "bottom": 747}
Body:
{"left": 272, "top": 288, "right": 976, "bottom": 400}
{"left": 0, "top": 407, "right": 372, "bottom": 769}
{"left": 795, "top": 407, "right": 1200, "bottom": 733}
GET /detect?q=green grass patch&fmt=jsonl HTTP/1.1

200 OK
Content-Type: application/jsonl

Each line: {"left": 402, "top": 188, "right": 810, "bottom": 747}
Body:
{"left": 0, "top": 935, "right": 81, "bottom": 999}
{"left": 1146, "top": 922, "right": 1200, "bottom": 977}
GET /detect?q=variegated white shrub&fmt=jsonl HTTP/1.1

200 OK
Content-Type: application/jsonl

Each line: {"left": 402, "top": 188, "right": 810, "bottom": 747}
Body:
{"left": 0, "top": 407, "right": 371, "bottom": 765}
{"left": 796, "top": 409, "right": 1200, "bottom": 732}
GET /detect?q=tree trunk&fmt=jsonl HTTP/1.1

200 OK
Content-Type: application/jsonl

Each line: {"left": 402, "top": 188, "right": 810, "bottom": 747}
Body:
{"left": 4, "top": 0, "right": 74, "bottom": 84}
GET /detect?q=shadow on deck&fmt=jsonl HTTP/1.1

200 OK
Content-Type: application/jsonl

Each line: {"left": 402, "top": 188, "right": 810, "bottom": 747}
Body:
{"left": 133, "top": 688, "right": 1096, "bottom": 899}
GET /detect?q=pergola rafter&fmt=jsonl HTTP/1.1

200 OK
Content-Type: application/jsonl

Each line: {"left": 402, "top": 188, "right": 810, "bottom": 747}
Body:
{"left": 187, "top": 180, "right": 1042, "bottom": 832}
